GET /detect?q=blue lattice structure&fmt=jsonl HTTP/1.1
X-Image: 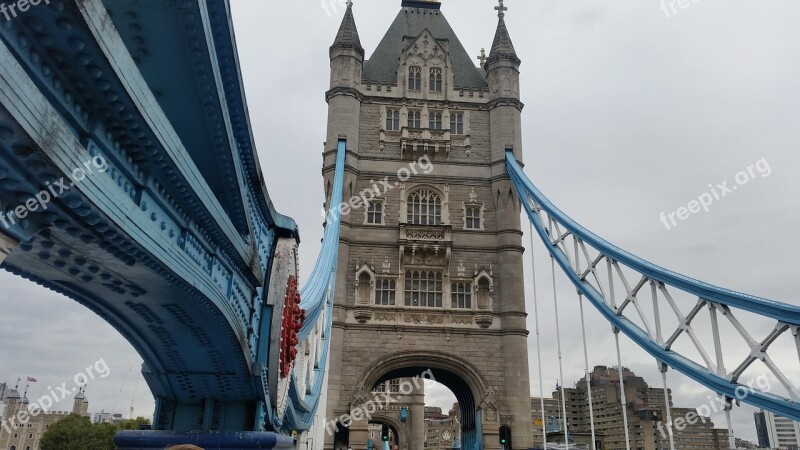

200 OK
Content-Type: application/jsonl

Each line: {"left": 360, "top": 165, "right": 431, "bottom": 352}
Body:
{"left": 507, "top": 150, "right": 800, "bottom": 447}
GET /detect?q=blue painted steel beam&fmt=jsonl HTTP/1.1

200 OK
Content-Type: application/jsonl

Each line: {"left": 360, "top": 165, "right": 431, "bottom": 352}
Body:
{"left": 506, "top": 150, "right": 800, "bottom": 422}
{"left": 279, "top": 138, "right": 346, "bottom": 433}
{"left": 505, "top": 151, "right": 800, "bottom": 327}
{"left": 114, "top": 430, "right": 295, "bottom": 450}
{"left": 0, "top": 0, "right": 296, "bottom": 433}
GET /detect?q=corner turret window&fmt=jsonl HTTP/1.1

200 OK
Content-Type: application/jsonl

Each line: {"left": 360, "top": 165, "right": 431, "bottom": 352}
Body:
{"left": 386, "top": 109, "right": 400, "bottom": 131}
{"left": 407, "top": 189, "right": 442, "bottom": 226}
{"left": 408, "top": 111, "right": 422, "bottom": 129}
{"left": 429, "top": 112, "right": 443, "bottom": 130}
{"left": 409, "top": 66, "right": 422, "bottom": 91}
{"left": 430, "top": 68, "right": 443, "bottom": 92}
{"left": 450, "top": 113, "right": 464, "bottom": 135}
{"left": 451, "top": 282, "right": 472, "bottom": 309}
{"left": 404, "top": 270, "right": 443, "bottom": 307}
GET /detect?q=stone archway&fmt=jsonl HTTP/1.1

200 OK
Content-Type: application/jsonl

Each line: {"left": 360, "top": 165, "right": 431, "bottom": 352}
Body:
{"left": 368, "top": 414, "right": 407, "bottom": 450}
{"left": 349, "top": 351, "right": 494, "bottom": 450}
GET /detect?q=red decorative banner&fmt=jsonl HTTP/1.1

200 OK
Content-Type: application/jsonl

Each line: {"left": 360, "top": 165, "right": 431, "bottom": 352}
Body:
{"left": 280, "top": 276, "right": 305, "bottom": 379}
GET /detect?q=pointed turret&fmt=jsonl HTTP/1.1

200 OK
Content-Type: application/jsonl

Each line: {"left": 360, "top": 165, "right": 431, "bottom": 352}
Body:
{"left": 485, "top": 0, "right": 522, "bottom": 104}
{"left": 486, "top": 14, "right": 521, "bottom": 67}
{"left": 330, "top": 1, "right": 364, "bottom": 58}
{"left": 326, "top": 0, "right": 364, "bottom": 153}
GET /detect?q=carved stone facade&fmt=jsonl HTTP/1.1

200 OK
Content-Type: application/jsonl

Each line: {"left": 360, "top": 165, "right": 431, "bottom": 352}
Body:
{"left": 323, "top": 2, "right": 532, "bottom": 449}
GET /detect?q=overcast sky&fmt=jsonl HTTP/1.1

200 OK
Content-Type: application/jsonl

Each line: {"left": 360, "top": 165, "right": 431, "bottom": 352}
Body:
{"left": 1, "top": 0, "right": 799, "bottom": 444}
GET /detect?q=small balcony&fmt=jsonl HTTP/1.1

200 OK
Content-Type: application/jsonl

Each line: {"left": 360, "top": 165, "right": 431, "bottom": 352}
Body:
{"left": 398, "top": 224, "right": 452, "bottom": 271}
{"left": 380, "top": 127, "right": 472, "bottom": 159}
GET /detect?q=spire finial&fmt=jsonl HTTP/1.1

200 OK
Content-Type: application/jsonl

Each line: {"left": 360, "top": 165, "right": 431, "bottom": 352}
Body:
{"left": 477, "top": 48, "right": 487, "bottom": 68}
{"left": 495, "top": 0, "right": 508, "bottom": 18}
{"left": 346, "top": 0, "right": 353, "bottom": 7}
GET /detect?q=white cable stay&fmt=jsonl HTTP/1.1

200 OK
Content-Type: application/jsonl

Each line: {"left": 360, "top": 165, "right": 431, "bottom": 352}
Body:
{"left": 529, "top": 222, "right": 548, "bottom": 450}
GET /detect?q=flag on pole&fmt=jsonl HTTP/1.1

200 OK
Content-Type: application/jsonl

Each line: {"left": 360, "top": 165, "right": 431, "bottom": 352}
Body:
{"left": 27, "top": 377, "right": 37, "bottom": 383}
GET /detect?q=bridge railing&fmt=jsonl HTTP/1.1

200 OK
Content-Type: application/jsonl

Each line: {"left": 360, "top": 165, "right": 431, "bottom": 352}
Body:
{"left": 506, "top": 150, "right": 800, "bottom": 422}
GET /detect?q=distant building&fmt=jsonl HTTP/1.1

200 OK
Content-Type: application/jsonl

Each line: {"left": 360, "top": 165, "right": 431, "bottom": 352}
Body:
{"left": 0, "top": 383, "right": 9, "bottom": 418}
{"left": 0, "top": 384, "right": 90, "bottom": 450}
{"left": 734, "top": 436, "right": 762, "bottom": 449}
{"left": 530, "top": 396, "right": 564, "bottom": 447}
{"left": 754, "top": 409, "right": 800, "bottom": 449}
{"left": 425, "top": 406, "right": 448, "bottom": 421}
{"left": 425, "top": 415, "right": 458, "bottom": 450}
{"left": 531, "top": 366, "right": 730, "bottom": 450}
{"left": 93, "top": 411, "right": 126, "bottom": 424}
{"left": 361, "top": 378, "right": 424, "bottom": 450}
{"left": 755, "top": 411, "right": 770, "bottom": 448}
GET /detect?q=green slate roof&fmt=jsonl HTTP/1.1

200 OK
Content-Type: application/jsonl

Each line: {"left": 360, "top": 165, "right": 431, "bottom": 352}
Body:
{"left": 363, "top": 5, "right": 488, "bottom": 89}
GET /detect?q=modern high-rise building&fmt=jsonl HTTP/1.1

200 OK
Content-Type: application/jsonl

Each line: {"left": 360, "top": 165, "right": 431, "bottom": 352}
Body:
{"left": 754, "top": 409, "right": 800, "bottom": 450}
{"left": 532, "top": 366, "right": 730, "bottom": 450}
{"left": 93, "top": 411, "right": 126, "bottom": 424}
{"left": 323, "top": 1, "right": 532, "bottom": 449}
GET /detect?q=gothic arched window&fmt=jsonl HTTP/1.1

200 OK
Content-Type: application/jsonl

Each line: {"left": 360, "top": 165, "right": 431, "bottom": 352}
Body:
{"left": 408, "top": 110, "right": 422, "bottom": 129}
{"left": 404, "top": 270, "right": 443, "bottom": 307}
{"left": 407, "top": 189, "right": 442, "bottom": 226}
{"left": 476, "top": 277, "right": 491, "bottom": 309}
{"left": 409, "top": 66, "right": 422, "bottom": 91}
{"left": 429, "top": 112, "right": 443, "bottom": 130}
{"left": 430, "top": 68, "right": 443, "bottom": 92}
{"left": 450, "top": 113, "right": 464, "bottom": 135}
{"left": 386, "top": 109, "right": 400, "bottom": 131}
{"left": 357, "top": 271, "right": 372, "bottom": 305}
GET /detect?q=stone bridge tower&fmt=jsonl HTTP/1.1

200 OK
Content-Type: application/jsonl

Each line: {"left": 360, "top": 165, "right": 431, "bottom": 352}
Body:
{"left": 322, "top": 1, "right": 532, "bottom": 449}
